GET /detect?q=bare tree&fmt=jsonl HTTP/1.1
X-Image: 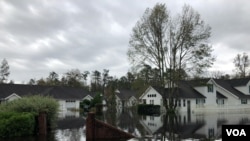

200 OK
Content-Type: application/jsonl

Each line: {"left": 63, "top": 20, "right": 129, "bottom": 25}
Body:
{"left": 233, "top": 52, "right": 250, "bottom": 78}
{"left": 0, "top": 58, "right": 10, "bottom": 83}
{"left": 128, "top": 3, "right": 214, "bottom": 111}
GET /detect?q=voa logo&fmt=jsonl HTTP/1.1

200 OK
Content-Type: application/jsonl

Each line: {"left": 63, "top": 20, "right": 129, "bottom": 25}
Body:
{"left": 226, "top": 129, "right": 246, "bottom": 136}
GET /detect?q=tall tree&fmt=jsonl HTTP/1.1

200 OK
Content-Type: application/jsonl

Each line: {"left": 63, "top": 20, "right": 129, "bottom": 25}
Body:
{"left": 47, "top": 71, "right": 59, "bottom": 85}
{"left": 65, "top": 69, "right": 84, "bottom": 87}
{"left": 0, "top": 58, "right": 10, "bottom": 83}
{"left": 233, "top": 53, "right": 249, "bottom": 78}
{"left": 91, "top": 70, "right": 102, "bottom": 92}
{"left": 128, "top": 3, "right": 214, "bottom": 111}
{"left": 28, "top": 78, "right": 36, "bottom": 85}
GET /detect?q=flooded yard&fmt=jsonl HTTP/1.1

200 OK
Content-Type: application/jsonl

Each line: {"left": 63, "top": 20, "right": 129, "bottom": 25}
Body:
{"left": 3, "top": 108, "right": 250, "bottom": 141}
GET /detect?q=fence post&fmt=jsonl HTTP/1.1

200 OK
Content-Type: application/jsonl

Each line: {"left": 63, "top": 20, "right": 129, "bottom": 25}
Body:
{"left": 86, "top": 112, "right": 95, "bottom": 141}
{"left": 38, "top": 112, "right": 47, "bottom": 135}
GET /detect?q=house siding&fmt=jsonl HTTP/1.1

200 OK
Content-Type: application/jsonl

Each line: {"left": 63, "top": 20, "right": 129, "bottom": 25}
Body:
{"left": 140, "top": 88, "right": 162, "bottom": 105}
{"left": 58, "top": 100, "right": 81, "bottom": 111}
{"left": 140, "top": 78, "right": 250, "bottom": 113}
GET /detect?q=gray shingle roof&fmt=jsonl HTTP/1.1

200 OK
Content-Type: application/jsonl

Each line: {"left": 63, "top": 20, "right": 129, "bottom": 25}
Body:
{"left": 0, "top": 84, "right": 92, "bottom": 100}
{"left": 115, "top": 89, "right": 137, "bottom": 100}
{"left": 216, "top": 91, "right": 227, "bottom": 99}
{"left": 227, "top": 78, "right": 250, "bottom": 86}
{"left": 152, "top": 81, "right": 206, "bottom": 99}
{"left": 213, "top": 79, "right": 250, "bottom": 99}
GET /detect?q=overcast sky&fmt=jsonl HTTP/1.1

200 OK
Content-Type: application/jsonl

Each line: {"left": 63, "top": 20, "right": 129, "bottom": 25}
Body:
{"left": 0, "top": 0, "right": 250, "bottom": 83}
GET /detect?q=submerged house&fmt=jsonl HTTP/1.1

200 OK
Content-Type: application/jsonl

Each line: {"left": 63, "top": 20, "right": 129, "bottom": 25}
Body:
{"left": 115, "top": 89, "right": 138, "bottom": 109}
{"left": 0, "top": 84, "right": 93, "bottom": 111}
{"left": 139, "top": 78, "right": 250, "bottom": 112}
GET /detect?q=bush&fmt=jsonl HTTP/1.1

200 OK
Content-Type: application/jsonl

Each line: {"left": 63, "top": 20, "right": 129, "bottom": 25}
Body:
{"left": 0, "top": 112, "right": 35, "bottom": 138}
{"left": 0, "top": 95, "right": 59, "bottom": 129}
{"left": 137, "top": 104, "right": 160, "bottom": 115}
{"left": 90, "top": 93, "right": 102, "bottom": 107}
{"left": 80, "top": 99, "right": 91, "bottom": 110}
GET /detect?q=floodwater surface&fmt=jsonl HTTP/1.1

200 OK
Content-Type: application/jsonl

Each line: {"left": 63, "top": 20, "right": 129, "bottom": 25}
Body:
{"left": 2, "top": 108, "right": 250, "bottom": 141}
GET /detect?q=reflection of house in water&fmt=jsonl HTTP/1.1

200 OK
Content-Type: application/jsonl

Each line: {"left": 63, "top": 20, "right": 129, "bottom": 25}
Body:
{"left": 139, "top": 114, "right": 164, "bottom": 135}
{"left": 58, "top": 110, "right": 81, "bottom": 118}
{"left": 139, "top": 112, "right": 250, "bottom": 140}
{"left": 117, "top": 110, "right": 136, "bottom": 133}
{"left": 56, "top": 116, "right": 85, "bottom": 130}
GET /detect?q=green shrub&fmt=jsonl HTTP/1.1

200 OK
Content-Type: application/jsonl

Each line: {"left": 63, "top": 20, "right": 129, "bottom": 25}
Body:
{"left": 0, "top": 112, "right": 35, "bottom": 138}
{"left": 90, "top": 93, "right": 102, "bottom": 107}
{"left": 0, "top": 95, "right": 59, "bottom": 129}
{"left": 137, "top": 104, "right": 160, "bottom": 115}
{"left": 80, "top": 99, "right": 91, "bottom": 110}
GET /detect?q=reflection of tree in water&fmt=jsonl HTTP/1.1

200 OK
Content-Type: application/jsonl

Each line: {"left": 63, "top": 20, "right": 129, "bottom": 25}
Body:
{"left": 104, "top": 107, "right": 117, "bottom": 127}
{"left": 103, "top": 107, "right": 148, "bottom": 138}
{"left": 161, "top": 113, "right": 180, "bottom": 141}
{"left": 155, "top": 113, "right": 206, "bottom": 140}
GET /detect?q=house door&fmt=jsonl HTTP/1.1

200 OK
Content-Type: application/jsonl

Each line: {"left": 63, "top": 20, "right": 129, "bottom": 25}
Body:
{"left": 187, "top": 100, "right": 191, "bottom": 113}
{"left": 187, "top": 100, "right": 191, "bottom": 122}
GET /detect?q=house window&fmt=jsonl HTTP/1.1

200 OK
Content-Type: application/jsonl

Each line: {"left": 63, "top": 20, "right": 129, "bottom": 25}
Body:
{"left": 66, "top": 100, "right": 75, "bottom": 103}
{"left": 183, "top": 99, "right": 186, "bottom": 107}
{"left": 143, "top": 99, "right": 146, "bottom": 104}
{"left": 196, "top": 99, "right": 205, "bottom": 106}
{"left": 178, "top": 100, "right": 181, "bottom": 107}
{"left": 217, "top": 99, "right": 224, "bottom": 105}
{"left": 207, "top": 84, "right": 213, "bottom": 92}
{"left": 150, "top": 100, "right": 154, "bottom": 105}
{"left": 241, "top": 99, "right": 247, "bottom": 104}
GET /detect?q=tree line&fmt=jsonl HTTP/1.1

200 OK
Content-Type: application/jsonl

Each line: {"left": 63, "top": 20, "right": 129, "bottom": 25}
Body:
{"left": 0, "top": 51, "right": 250, "bottom": 94}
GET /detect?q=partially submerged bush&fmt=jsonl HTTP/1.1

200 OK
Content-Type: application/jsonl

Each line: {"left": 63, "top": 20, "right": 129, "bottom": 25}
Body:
{"left": 137, "top": 104, "right": 160, "bottom": 115}
{"left": 0, "top": 95, "right": 59, "bottom": 129}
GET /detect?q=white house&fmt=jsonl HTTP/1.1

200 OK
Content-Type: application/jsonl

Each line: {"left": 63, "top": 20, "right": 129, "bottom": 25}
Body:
{"left": 0, "top": 84, "right": 93, "bottom": 111}
{"left": 115, "top": 89, "right": 138, "bottom": 109}
{"left": 139, "top": 78, "right": 250, "bottom": 112}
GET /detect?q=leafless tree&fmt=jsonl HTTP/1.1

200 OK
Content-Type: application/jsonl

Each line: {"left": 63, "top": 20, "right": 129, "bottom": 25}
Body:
{"left": 128, "top": 3, "right": 214, "bottom": 111}
{"left": 233, "top": 52, "right": 250, "bottom": 78}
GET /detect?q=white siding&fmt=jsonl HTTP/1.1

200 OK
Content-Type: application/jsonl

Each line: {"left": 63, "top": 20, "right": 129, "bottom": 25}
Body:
{"left": 6, "top": 94, "right": 21, "bottom": 101}
{"left": 59, "top": 100, "right": 80, "bottom": 111}
{"left": 83, "top": 95, "right": 93, "bottom": 101}
{"left": 140, "top": 87, "right": 162, "bottom": 106}
{"left": 194, "top": 82, "right": 217, "bottom": 107}
{"left": 127, "top": 96, "right": 137, "bottom": 107}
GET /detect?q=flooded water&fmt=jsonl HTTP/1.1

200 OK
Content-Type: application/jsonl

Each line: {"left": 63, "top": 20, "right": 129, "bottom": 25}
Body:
{"left": 2, "top": 108, "right": 250, "bottom": 141}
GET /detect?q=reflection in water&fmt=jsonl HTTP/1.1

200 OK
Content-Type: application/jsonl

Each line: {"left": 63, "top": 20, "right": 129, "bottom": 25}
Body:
{"left": 2, "top": 109, "right": 250, "bottom": 141}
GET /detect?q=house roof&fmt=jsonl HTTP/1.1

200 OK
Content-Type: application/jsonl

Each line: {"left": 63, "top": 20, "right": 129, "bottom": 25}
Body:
{"left": 152, "top": 81, "right": 206, "bottom": 99}
{"left": 0, "top": 84, "right": 92, "bottom": 100}
{"left": 213, "top": 79, "right": 250, "bottom": 99}
{"left": 115, "top": 89, "right": 137, "bottom": 100}
{"left": 216, "top": 91, "right": 227, "bottom": 99}
{"left": 227, "top": 78, "right": 250, "bottom": 87}
{"left": 142, "top": 78, "right": 250, "bottom": 100}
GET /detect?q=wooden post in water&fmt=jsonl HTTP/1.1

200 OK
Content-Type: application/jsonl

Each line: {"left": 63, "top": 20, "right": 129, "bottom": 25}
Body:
{"left": 86, "top": 112, "right": 135, "bottom": 141}
{"left": 86, "top": 112, "right": 95, "bottom": 141}
{"left": 38, "top": 112, "right": 47, "bottom": 135}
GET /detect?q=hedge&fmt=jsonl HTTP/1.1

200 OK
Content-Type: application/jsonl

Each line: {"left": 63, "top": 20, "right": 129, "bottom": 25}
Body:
{"left": 0, "top": 95, "right": 59, "bottom": 130}
{"left": 137, "top": 104, "right": 160, "bottom": 115}
{"left": 0, "top": 112, "right": 35, "bottom": 138}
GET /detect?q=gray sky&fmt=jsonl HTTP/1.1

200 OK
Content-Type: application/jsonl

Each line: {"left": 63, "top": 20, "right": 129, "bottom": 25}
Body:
{"left": 0, "top": 0, "right": 249, "bottom": 83}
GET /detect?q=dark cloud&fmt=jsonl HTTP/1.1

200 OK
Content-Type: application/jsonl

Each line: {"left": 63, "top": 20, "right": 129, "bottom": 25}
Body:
{"left": 0, "top": 0, "right": 249, "bottom": 83}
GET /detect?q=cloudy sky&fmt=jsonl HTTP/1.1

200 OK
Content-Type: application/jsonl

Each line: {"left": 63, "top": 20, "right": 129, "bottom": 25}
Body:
{"left": 0, "top": 0, "right": 249, "bottom": 83}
